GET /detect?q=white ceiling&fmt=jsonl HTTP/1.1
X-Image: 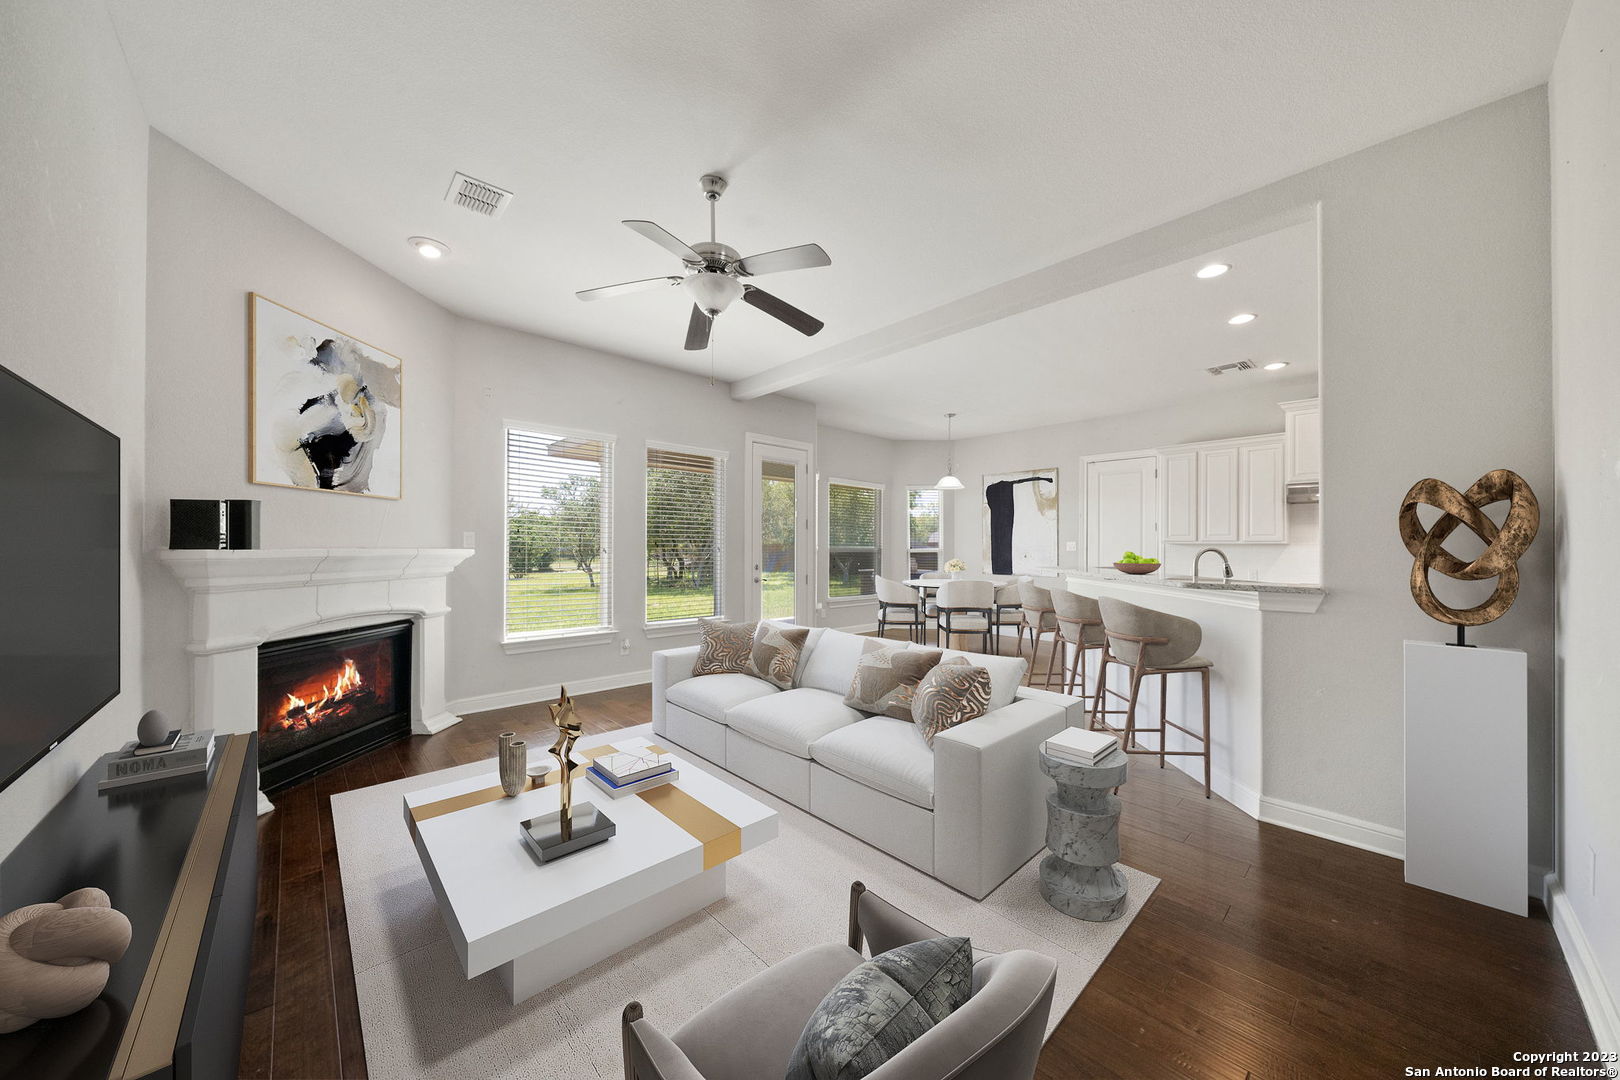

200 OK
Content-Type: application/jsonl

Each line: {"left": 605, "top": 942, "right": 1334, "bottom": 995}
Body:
{"left": 809, "top": 221, "right": 1320, "bottom": 440}
{"left": 106, "top": 0, "right": 1567, "bottom": 434}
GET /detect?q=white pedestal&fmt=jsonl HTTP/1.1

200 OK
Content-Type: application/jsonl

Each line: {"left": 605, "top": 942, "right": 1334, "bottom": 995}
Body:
{"left": 1403, "top": 640, "right": 1527, "bottom": 915}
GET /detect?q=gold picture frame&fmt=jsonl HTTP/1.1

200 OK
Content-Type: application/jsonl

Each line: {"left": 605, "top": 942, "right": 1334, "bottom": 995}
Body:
{"left": 248, "top": 292, "right": 403, "bottom": 500}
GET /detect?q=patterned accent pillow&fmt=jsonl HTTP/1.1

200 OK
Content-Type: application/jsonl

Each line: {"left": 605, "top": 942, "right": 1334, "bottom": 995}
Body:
{"left": 786, "top": 936, "right": 973, "bottom": 1080}
{"left": 843, "top": 641, "right": 944, "bottom": 720}
{"left": 753, "top": 622, "right": 811, "bottom": 690}
{"left": 692, "top": 619, "right": 759, "bottom": 678}
{"left": 911, "top": 661, "right": 992, "bottom": 745}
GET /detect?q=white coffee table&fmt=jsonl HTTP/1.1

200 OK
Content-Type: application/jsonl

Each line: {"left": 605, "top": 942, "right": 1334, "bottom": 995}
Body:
{"left": 403, "top": 735, "right": 778, "bottom": 1003}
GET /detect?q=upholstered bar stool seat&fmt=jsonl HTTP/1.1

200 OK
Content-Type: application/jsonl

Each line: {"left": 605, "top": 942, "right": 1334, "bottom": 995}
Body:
{"left": 1049, "top": 587, "right": 1108, "bottom": 707}
{"left": 1016, "top": 581, "right": 1061, "bottom": 687}
{"left": 1091, "top": 596, "right": 1217, "bottom": 798}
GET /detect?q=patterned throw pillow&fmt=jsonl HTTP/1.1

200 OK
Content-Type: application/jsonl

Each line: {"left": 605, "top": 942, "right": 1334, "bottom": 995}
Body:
{"left": 844, "top": 641, "right": 944, "bottom": 720}
{"left": 911, "top": 661, "right": 992, "bottom": 745}
{"left": 786, "top": 936, "right": 973, "bottom": 1080}
{"left": 753, "top": 623, "right": 811, "bottom": 690}
{"left": 692, "top": 619, "right": 759, "bottom": 677}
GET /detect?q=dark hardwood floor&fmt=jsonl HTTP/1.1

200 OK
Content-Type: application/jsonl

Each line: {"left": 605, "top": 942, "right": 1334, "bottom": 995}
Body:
{"left": 240, "top": 681, "right": 1593, "bottom": 1079}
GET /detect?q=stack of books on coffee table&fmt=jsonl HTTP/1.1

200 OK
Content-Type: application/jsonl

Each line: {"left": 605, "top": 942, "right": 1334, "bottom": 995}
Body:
{"left": 586, "top": 749, "right": 677, "bottom": 797}
{"left": 1043, "top": 726, "right": 1120, "bottom": 768}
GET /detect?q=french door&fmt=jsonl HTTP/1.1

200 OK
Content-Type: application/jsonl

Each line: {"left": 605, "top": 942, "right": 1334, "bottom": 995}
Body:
{"left": 746, "top": 435, "right": 813, "bottom": 624}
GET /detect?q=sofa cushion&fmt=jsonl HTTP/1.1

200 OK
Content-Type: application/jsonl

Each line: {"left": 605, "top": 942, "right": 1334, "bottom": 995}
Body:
{"left": 939, "top": 650, "right": 1025, "bottom": 711}
{"left": 843, "top": 641, "right": 944, "bottom": 720}
{"left": 912, "top": 663, "right": 993, "bottom": 746}
{"left": 693, "top": 619, "right": 759, "bottom": 678}
{"left": 786, "top": 936, "right": 973, "bottom": 1080}
{"left": 666, "top": 673, "right": 776, "bottom": 723}
{"left": 810, "top": 716, "right": 936, "bottom": 809}
{"left": 797, "top": 628, "right": 871, "bottom": 694}
{"left": 726, "top": 688, "right": 863, "bottom": 758}
{"left": 753, "top": 622, "right": 811, "bottom": 690}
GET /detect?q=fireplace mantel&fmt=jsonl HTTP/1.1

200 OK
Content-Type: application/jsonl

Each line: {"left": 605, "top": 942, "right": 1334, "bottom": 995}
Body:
{"left": 159, "top": 547, "right": 474, "bottom": 812}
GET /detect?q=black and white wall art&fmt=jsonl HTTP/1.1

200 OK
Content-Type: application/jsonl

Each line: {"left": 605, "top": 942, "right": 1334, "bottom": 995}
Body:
{"left": 250, "top": 294, "right": 403, "bottom": 499}
{"left": 982, "top": 468, "right": 1058, "bottom": 575}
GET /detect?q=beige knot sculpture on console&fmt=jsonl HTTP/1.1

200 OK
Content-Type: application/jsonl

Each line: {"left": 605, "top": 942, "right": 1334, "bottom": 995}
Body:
{"left": 1398, "top": 468, "right": 1540, "bottom": 637}
{"left": 0, "top": 887, "right": 132, "bottom": 1033}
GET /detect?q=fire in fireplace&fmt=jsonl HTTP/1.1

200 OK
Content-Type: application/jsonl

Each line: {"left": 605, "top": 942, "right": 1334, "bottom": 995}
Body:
{"left": 257, "top": 620, "right": 411, "bottom": 791}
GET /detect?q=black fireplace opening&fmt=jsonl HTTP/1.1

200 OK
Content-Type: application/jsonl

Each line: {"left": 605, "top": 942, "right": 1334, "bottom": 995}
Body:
{"left": 257, "top": 620, "right": 411, "bottom": 792}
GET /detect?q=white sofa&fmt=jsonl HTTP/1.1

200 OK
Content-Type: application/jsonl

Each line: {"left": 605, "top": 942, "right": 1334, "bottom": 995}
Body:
{"left": 651, "top": 626, "right": 1087, "bottom": 899}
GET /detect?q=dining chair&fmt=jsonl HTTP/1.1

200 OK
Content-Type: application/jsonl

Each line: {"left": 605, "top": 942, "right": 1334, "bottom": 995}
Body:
{"left": 934, "top": 579, "right": 996, "bottom": 654}
{"left": 992, "top": 581, "right": 1024, "bottom": 657}
{"left": 874, "top": 576, "right": 926, "bottom": 644}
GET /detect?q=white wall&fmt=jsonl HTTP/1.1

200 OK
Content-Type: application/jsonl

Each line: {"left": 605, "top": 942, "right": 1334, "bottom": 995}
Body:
{"left": 446, "top": 319, "right": 817, "bottom": 711}
{"left": 141, "top": 133, "right": 458, "bottom": 727}
{"left": 1550, "top": 0, "right": 1620, "bottom": 1048}
{"left": 926, "top": 374, "right": 1319, "bottom": 571}
{"left": 0, "top": 2, "right": 149, "bottom": 858}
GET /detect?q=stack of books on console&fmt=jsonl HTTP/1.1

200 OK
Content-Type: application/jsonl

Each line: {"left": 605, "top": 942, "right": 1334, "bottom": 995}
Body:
{"left": 586, "top": 749, "right": 677, "bottom": 798}
{"left": 1043, "top": 726, "right": 1120, "bottom": 767}
{"left": 97, "top": 729, "right": 216, "bottom": 791}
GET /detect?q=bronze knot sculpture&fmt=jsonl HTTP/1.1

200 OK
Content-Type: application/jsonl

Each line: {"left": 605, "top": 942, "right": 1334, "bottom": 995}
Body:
{"left": 1398, "top": 469, "right": 1539, "bottom": 636}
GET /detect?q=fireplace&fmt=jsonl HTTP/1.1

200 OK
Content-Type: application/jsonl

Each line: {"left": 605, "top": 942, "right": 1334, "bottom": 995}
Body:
{"left": 257, "top": 620, "right": 412, "bottom": 792}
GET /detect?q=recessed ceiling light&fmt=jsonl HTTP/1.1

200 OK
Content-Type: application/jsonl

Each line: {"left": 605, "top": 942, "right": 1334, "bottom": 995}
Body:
{"left": 1263, "top": 361, "right": 1290, "bottom": 371}
{"left": 1228, "top": 312, "right": 1257, "bottom": 325}
{"left": 409, "top": 236, "right": 449, "bottom": 260}
{"left": 1196, "top": 263, "right": 1231, "bottom": 279}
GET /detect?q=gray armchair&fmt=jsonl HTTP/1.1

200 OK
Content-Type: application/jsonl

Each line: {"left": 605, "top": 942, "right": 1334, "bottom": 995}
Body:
{"left": 621, "top": 882, "right": 1058, "bottom": 1080}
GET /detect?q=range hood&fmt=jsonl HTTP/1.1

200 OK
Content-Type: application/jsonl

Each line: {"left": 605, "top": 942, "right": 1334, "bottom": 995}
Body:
{"left": 1286, "top": 482, "right": 1321, "bottom": 504}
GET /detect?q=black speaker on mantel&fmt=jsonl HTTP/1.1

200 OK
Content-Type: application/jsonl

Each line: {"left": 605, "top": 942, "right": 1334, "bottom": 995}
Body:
{"left": 169, "top": 499, "right": 260, "bottom": 550}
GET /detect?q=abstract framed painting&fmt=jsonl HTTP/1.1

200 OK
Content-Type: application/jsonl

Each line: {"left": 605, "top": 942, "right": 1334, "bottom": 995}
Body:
{"left": 981, "top": 468, "right": 1058, "bottom": 575}
{"left": 249, "top": 293, "right": 403, "bottom": 499}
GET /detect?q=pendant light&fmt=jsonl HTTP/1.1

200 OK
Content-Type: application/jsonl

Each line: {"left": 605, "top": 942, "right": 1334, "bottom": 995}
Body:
{"left": 936, "top": 412, "right": 964, "bottom": 490}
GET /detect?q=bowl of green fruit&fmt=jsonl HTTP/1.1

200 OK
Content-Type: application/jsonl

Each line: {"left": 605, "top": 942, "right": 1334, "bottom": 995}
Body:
{"left": 1113, "top": 552, "right": 1161, "bottom": 575}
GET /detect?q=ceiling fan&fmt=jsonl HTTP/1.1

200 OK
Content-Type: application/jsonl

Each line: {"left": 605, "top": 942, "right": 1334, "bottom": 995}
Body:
{"left": 575, "top": 174, "right": 830, "bottom": 351}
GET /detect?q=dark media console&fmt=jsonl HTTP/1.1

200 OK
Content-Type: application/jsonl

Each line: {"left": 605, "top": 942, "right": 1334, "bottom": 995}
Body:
{"left": 0, "top": 734, "right": 258, "bottom": 1080}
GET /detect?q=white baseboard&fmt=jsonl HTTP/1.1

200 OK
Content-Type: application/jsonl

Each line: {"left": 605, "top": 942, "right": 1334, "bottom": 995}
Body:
{"left": 1546, "top": 873, "right": 1620, "bottom": 1053}
{"left": 446, "top": 669, "right": 651, "bottom": 717}
{"left": 1528, "top": 863, "right": 1552, "bottom": 908}
{"left": 1258, "top": 793, "right": 1407, "bottom": 860}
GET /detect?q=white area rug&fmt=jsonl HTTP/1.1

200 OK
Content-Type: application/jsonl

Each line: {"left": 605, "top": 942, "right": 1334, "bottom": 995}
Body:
{"left": 332, "top": 723, "right": 1158, "bottom": 1079}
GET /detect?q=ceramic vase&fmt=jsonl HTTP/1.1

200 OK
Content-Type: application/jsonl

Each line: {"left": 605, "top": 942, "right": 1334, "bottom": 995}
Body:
{"left": 499, "top": 738, "right": 527, "bottom": 798}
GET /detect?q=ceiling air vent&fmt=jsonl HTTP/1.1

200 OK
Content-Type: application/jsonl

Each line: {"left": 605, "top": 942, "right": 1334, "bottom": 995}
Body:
{"left": 1205, "top": 359, "right": 1258, "bottom": 377}
{"left": 445, "top": 172, "right": 513, "bottom": 218}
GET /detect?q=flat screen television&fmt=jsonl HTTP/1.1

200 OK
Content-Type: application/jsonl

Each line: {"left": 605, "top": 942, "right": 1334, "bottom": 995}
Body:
{"left": 0, "top": 364, "right": 120, "bottom": 792}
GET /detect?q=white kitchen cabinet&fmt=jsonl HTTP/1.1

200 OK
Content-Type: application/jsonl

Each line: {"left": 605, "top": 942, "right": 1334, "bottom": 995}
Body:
{"left": 1281, "top": 398, "right": 1321, "bottom": 485}
{"left": 1239, "top": 439, "right": 1288, "bottom": 543}
{"left": 1160, "top": 449, "right": 1198, "bottom": 543}
{"left": 1198, "top": 445, "right": 1240, "bottom": 543}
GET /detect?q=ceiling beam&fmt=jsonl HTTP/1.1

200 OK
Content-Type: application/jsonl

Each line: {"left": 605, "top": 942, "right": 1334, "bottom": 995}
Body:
{"left": 731, "top": 203, "right": 1317, "bottom": 401}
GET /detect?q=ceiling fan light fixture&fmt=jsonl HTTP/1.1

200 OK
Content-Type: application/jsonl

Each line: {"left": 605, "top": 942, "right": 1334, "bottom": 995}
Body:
{"left": 683, "top": 269, "right": 743, "bottom": 315}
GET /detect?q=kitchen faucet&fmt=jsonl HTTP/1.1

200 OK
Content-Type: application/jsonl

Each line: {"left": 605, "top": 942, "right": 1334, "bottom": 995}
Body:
{"left": 1194, "top": 548, "right": 1233, "bottom": 583}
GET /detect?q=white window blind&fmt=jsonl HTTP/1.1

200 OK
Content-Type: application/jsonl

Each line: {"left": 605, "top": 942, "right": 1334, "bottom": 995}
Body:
{"left": 645, "top": 445, "right": 725, "bottom": 624}
{"left": 504, "top": 426, "right": 614, "bottom": 639}
{"left": 907, "top": 487, "right": 942, "bottom": 574}
{"left": 827, "top": 481, "right": 881, "bottom": 599}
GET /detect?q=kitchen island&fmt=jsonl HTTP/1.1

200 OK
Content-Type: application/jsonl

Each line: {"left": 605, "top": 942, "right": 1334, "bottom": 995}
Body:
{"left": 1031, "top": 569, "right": 1324, "bottom": 819}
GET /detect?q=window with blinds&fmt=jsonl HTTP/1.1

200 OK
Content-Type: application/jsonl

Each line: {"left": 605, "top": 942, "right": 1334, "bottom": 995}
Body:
{"left": 907, "top": 487, "right": 942, "bottom": 574}
{"left": 504, "top": 426, "right": 614, "bottom": 639}
{"left": 645, "top": 445, "right": 725, "bottom": 625}
{"left": 827, "top": 480, "right": 881, "bottom": 599}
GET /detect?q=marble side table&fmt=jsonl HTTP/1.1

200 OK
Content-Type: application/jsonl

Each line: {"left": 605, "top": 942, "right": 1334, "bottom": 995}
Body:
{"left": 1038, "top": 745, "right": 1129, "bottom": 921}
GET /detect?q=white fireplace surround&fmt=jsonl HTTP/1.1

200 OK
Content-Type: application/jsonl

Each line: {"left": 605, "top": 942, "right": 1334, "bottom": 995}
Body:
{"left": 158, "top": 547, "right": 474, "bottom": 811}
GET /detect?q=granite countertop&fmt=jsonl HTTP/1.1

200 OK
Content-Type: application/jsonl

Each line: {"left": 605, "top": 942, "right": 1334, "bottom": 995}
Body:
{"left": 1062, "top": 568, "right": 1324, "bottom": 596}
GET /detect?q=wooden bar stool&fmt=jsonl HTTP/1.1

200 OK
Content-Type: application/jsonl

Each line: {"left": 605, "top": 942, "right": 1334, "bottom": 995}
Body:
{"left": 1049, "top": 587, "right": 1107, "bottom": 705}
{"left": 874, "top": 576, "right": 926, "bottom": 644}
{"left": 1091, "top": 596, "right": 1215, "bottom": 798}
{"left": 1017, "top": 580, "right": 1061, "bottom": 686}
{"left": 934, "top": 579, "right": 996, "bottom": 654}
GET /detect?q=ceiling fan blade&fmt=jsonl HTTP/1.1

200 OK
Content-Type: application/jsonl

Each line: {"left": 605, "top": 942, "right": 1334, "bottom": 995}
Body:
{"left": 734, "top": 243, "right": 831, "bottom": 277}
{"left": 741, "top": 285, "right": 824, "bottom": 336}
{"left": 575, "top": 275, "right": 683, "bottom": 302}
{"left": 623, "top": 220, "right": 703, "bottom": 264}
{"left": 684, "top": 305, "right": 713, "bottom": 351}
